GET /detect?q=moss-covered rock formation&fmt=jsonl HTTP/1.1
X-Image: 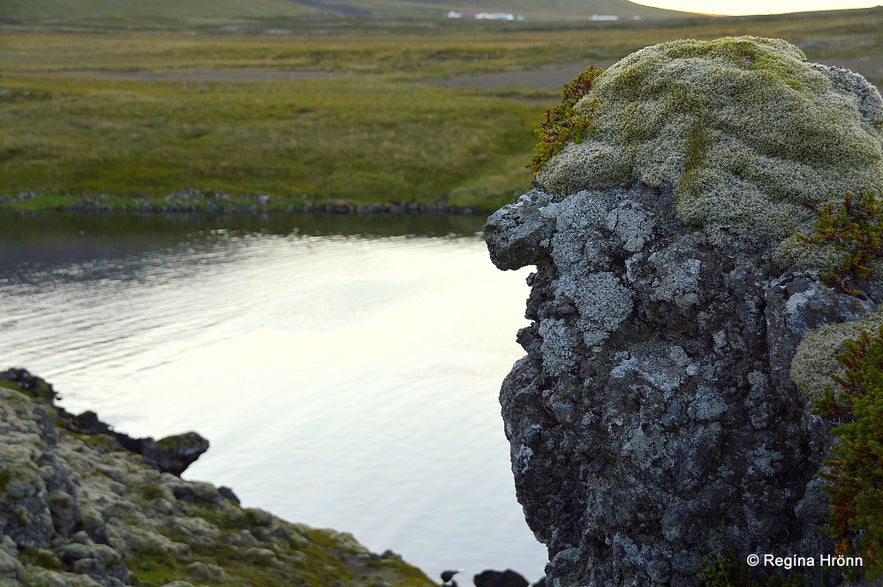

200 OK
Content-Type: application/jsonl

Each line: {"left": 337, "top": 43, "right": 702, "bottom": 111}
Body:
{"left": 487, "top": 36, "right": 883, "bottom": 586}
{"left": 0, "top": 369, "right": 435, "bottom": 587}
{"left": 535, "top": 37, "right": 883, "bottom": 245}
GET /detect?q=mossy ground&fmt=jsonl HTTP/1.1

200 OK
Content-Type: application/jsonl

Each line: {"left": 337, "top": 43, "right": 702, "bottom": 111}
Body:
{"left": 791, "top": 308, "right": 883, "bottom": 403}
{"left": 123, "top": 500, "right": 432, "bottom": 587}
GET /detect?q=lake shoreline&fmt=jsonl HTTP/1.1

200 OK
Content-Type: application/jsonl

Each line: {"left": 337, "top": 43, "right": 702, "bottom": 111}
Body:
{"left": 0, "top": 367, "right": 439, "bottom": 587}
{"left": 0, "top": 190, "right": 500, "bottom": 217}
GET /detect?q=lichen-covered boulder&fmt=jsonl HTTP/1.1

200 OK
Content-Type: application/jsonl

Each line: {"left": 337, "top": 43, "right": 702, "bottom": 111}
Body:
{"left": 486, "top": 37, "right": 883, "bottom": 586}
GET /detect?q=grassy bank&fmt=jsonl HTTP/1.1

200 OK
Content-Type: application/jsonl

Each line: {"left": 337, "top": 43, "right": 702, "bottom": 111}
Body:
{"left": 1, "top": 8, "right": 881, "bottom": 213}
{"left": 0, "top": 74, "right": 538, "bottom": 211}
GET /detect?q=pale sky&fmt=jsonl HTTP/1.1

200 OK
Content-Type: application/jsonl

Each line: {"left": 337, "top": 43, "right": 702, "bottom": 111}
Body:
{"left": 631, "top": 0, "right": 880, "bottom": 16}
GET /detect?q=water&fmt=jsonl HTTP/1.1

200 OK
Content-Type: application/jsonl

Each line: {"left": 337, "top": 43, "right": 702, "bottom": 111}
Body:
{"left": 0, "top": 212, "right": 547, "bottom": 583}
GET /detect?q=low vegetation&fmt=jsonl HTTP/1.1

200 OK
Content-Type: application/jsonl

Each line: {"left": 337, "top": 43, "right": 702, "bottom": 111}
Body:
{"left": 0, "top": 369, "right": 437, "bottom": 587}
{"left": 529, "top": 65, "right": 600, "bottom": 173}
{"left": 799, "top": 193, "right": 883, "bottom": 296}
{"left": 792, "top": 194, "right": 883, "bottom": 582}
{"left": 0, "top": 9, "right": 880, "bottom": 211}
{"left": 814, "top": 326, "right": 883, "bottom": 580}
{"left": 0, "top": 74, "right": 536, "bottom": 211}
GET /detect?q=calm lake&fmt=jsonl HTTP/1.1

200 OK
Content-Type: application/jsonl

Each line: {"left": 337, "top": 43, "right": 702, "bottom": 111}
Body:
{"left": 0, "top": 211, "right": 547, "bottom": 582}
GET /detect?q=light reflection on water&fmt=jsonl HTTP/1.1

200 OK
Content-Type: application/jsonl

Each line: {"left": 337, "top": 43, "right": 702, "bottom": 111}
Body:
{"left": 0, "top": 213, "right": 547, "bottom": 582}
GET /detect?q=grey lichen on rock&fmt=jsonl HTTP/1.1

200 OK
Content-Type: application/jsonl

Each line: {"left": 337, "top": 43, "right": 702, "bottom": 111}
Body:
{"left": 486, "top": 36, "right": 883, "bottom": 587}
{"left": 0, "top": 369, "right": 435, "bottom": 587}
{"left": 536, "top": 36, "right": 883, "bottom": 247}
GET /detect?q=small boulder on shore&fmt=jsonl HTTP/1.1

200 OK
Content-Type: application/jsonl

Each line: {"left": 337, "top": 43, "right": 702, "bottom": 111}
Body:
{"left": 474, "top": 568, "right": 529, "bottom": 587}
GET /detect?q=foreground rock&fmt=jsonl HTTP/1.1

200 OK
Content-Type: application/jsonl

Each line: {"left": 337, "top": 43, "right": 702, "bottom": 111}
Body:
{"left": 0, "top": 368, "right": 435, "bottom": 587}
{"left": 473, "top": 568, "right": 529, "bottom": 587}
{"left": 486, "top": 37, "right": 883, "bottom": 586}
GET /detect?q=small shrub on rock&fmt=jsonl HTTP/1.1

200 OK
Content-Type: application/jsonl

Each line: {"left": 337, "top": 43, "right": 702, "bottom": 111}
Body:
{"left": 814, "top": 325, "right": 883, "bottom": 579}
{"left": 529, "top": 66, "right": 601, "bottom": 173}
{"left": 799, "top": 192, "right": 883, "bottom": 296}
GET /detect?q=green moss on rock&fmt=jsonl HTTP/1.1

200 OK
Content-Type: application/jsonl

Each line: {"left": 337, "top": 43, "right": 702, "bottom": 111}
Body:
{"left": 535, "top": 37, "right": 883, "bottom": 244}
{"left": 791, "top": 307, "right": 883, "bottom": 401}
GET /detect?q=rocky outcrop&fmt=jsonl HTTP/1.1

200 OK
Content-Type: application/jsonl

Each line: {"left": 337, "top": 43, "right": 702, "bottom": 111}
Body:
{"left": 474, "top": 568, "right": 529, "bottom": 587}
{"left": 64, "top": 403, "right": 209, "bottom": 477}
{"left": 485, "top": 37, "right": 883, "bottom": 586}
{"left": 0, "top": 368, "right": 435, "bottom": 587}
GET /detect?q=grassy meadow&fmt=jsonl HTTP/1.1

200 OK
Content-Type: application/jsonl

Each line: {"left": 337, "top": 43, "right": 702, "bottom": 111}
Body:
{"left": 0, "top": 0, "right": 689, "bottom": 23}
{"left": 1, "top": 8, "right": 882, "bottom": 212}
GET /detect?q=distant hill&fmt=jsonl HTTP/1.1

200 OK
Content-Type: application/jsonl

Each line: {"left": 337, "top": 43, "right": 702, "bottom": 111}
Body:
{"left": 0, "top": 0, "right": 694, "bottom": 23}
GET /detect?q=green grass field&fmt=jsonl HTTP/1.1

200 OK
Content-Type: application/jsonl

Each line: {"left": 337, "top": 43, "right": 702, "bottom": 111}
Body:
{"left": 0, "top": 73, "right": 537, "bottom": 210}
{"left": 1, "top": 8, "right": 881, "bottom": 212}
{"left": 0, "top": 0, "right": 689, "bottom": 23}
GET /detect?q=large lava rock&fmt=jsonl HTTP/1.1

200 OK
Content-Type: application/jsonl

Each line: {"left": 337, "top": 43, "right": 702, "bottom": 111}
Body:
{"left": 485, "top": 37, "right": 883, "bottom": 586}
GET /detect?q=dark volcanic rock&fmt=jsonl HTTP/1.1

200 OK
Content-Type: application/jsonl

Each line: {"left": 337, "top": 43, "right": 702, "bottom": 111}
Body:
{"left": 474, "top": 568, "right": 529, "bottom": 587}
{"left": 68, "top": 408, "right": 208, "bottom": 476}
{"left": 141, "top": 432, "right": 210, "bottom": 476}
{"left": 485, "top": 37, "right": 883, "bottom": 586}
{"left": 486, "top": 180, "right": 882, "bottom": 586}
